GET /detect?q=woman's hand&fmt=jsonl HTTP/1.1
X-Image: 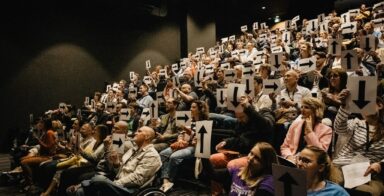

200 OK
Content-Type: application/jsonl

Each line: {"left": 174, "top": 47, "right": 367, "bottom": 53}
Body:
{"left": 364, "top": 162, "right": 381, "bottom": 176}
{"left": 304, "top": 115, "right": 313, "bottom": 135}
{"left": 338, "top": 89, "right": 350, "bottom": 107}
{"left": 215, "top": 141, "right": 226, "bottom": 151}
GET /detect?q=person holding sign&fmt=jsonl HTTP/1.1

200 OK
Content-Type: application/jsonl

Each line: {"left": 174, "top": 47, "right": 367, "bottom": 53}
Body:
{"left": 333, "top": 92, "right": 384, "bottom": 195}
{"left": 228, "top": 142, "right": 278, "bottom": 196}
{"left": 281, "top": 97, "right": 332, "bottom": 162}
{"left": 136, "top": 84, "right": 154, "bottom": 110}
{"left": 297, "top": 146, "right": 348, "bottom": 196}
{"left": 71, "top": 126, "right": 161, "bottom": 196}
{"left": 159, "top": 100, "right": 209, "bottom": 192}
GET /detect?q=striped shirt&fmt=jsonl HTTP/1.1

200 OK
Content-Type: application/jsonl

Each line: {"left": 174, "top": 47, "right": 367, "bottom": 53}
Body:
{"left": 333, "top": 107, "right": 384, "bottom": 166}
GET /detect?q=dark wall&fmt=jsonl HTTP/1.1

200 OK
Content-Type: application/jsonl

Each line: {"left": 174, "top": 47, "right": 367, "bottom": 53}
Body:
{"left": 0, "top": 1, "right": 181, "bottom": 150}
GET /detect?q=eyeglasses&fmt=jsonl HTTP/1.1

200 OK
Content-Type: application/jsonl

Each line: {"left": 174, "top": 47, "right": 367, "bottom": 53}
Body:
{"left": 329, "top": 74, "right": 339, "bottom": 78}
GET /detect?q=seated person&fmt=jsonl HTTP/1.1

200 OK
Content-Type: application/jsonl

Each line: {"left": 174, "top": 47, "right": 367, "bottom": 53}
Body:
{"left": 297, "top": 146, "right": 348, "bottom": 195}
{"left": 70, "top": 126, "right": 162, "bottom": 195}
{"left": 281, "top": 97, "right": 332, "bottom": 162}
{"left": 228, "top": 142, "right": 277, "bottom": 196}
{"left": 333, "top": 91, "right": 384, "bottom": 195}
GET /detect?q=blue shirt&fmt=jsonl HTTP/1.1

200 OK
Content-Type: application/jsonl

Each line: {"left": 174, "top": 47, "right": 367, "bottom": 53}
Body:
{"left": 307, "top": 180, "right": 349, "bottom": 196}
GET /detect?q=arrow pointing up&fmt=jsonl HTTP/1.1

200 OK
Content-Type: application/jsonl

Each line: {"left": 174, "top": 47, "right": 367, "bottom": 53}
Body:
{"left": 278, "top": 172, "right": 299, "bottom": 196}
{"left": 353, "top": 80, "right": 370, "bottom": 109}
{"left": 344, "top": 52, "right": 353, "bottom": 69}
{"left": 284, "top": 34, "right": 288, "bottom": 43}
{"left": 343, "top": 15, "right": 347, "bottom": 23}
{"left": 198, "top": 125, "right": 207, "bottom": 153}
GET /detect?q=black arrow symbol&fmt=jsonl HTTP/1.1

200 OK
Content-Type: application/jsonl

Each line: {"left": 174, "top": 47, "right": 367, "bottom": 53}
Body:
{"left": 284, "top": 34, "right": 288, "bottom": 43}
{"left": 343, "top": 14, "right": 347, "bottom": 23}
{"left": 353, "top": 80, "right": 370, "bottom": 109}
{"left": 286, "top": 21, "right": 290, "bottom": 28}
{"left": 373, "top": 19, "right": 384, "bottom": 25}
{"left": 311, "top": 21, "right": 316, "bottom": 31}
{"left": 196, "top": 71, "right": 201, "bottom": 84}
{"left": 265, "top": 82, "right": 278, "bottom": 91}
{"left": 231, "top": 87, "right": 239, "bottom": 107}
{"left": 206, "top": 66, "right": 213, "bottom": 70}
{"left": 225, "top": 72, "right": 235, "bottom": 77}
{"left": 350, "top": 10, "right": 358, "bottom": 14}
{"left": 274, "top": 55, "right": 280, "bottom": 68}
{"left": 198, "top": 125, "right": 207, "bottom": 153}
{"left": 344, "top": 52, "right": 353, "bottom": 69}
{"left": 151, "top": 103, "right": 155, "bottom": 117}
{"left": 299, "top": 59, "right": 314, "bottom": 67}
{"left": 219, "top": 91, "right": 225, "bottom": 104}
{"left": 245, "top": 80, "right": 252, "bottom": 94}
{"left": 142, "top": 111, "right": 150, "bottom": 117}
{"left": 121, "top": 111, "right": 129, "bottom": 116}
{"left": 113, "top": 138, "right": 123, "bottom": 148}
{"left": 331, "top": 41, "right": 338, "bottom": 54}
{"left": 315, "top": 39, "right": 321, "bottom": 44}
{"left": 177, "top": 113, "right": 189, "bottom": 122}
{"left": 243, "top": 69, "right": 254, "bottom": 75}
{"left": 254, "top": 61, "right": 263, "bottom": 66}
{"left": 342, "top": 24, "right": 355, "bottom": 30}
{"left": 364, "top": 37, "right": 371, "bottom": 52}
{"left": 257, "top": 53, "right": 264, "bottom": 57}
{"left": 319, "top": 15, "right": 323, "bottom": 23}
{"left": 278, "top": 172, "right": 298, "bottom": 196}
{"left": 107, "top": 104, "right": 114, "bottom": 109}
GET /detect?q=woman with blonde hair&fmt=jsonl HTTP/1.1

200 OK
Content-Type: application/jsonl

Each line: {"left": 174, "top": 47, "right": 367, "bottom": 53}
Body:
{"left": 281, "top": 97, "right": 332, "bottom": 162}
{"left": 229, "top": 142, "right": 278, "bottom": 196}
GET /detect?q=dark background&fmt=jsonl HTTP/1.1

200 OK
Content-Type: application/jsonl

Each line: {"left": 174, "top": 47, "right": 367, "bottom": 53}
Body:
{"left": 0, "top": 0, "right": 380, "bottom": 151}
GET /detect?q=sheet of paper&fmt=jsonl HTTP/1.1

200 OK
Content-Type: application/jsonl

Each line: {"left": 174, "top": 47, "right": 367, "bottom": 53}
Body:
{"left": 342, "top": 161, "right": 371, "bottom": 189}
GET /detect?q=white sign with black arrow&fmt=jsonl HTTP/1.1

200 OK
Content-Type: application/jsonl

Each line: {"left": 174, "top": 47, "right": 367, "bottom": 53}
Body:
{"left": 224, "top": 69, "right": 236, "bottom": 82}
{"left": 195, "top": 120, "right": 213, "bottom": 159}
{"left": 317, "top": 13, "right": 325, "bottom": 25}
{"left": 270, "top": 52, "right": 283, "bottom": 71}
{"left": 140, "top": 108, "right": 151, "bottom": 125}
{"left": 176, "top": 111, "right": 192, "bottom": 127}
{"left": 227, "top": 83, "right": 246, "bottom": 111}
{"left": 372, "top": 18, "right": 384, "bottom": 28}
{"left": 349, "top": 8, "right": 359, "bottom": 17}
{"left": 273, "top": 164, "right": 306, "bottom": 196}
{"left": 306, "top": 18, "right": 318, "bottom": 33}
{"left": 360, "top": 35, "right": 376, "bottom": 52}
{"left": 242, "top": 66, "right": 255, "bottom": 77}
{"left": 143, "top": 76, "right": 152, "bottom": 86}
{"left": 341, "top": 12, "right": 350, "bottom": 23}
{"left": 112, "top": 133, "right": 125, "bottom": 154}
{"left": 194, "top": 69, "right": 205, "bottom": 87}
{"left": 263, "top": 79, "right": 282, "bottom": 95}
{"left": 216, "top": 88, "right": 228, "bottom": 108}
{"left": 242, "top": 76, "right": 255, "bottom": 99}
{"left": 149, "top": 101, "right": 158, "bottom": 119}
{"left": 196, "top": 47, "right": 205, "bottom": 54}
{"left": 298, "top": 56, "right": 317, "bottom": 73}
{"left": 341, "top": 21, "right": 357, "bottom": 34}
{"left": 328, "top": 39, "right": 342, "bottom": 56}
{"left": 119, "top": 108, "right": 129, "bottom": 121}
{"left": 106, "top": 102, "right": 116, "bottom": 113}
{"left": 145, "top": 60, "right": 151, "bottom": 69}
{"left": 220, "top": 63, "right": 230, "bottom": 70}
{"left": 171, "top": 63, "right": 179, "bottom": 74}
{"left": 341, "top": 50, "right": 359, "bottom": 72}
{"left": 347, "top": 76, "right": 377, "bottom": 115}
{"left": 282, "top": 31, "right": 291, "bottom": 45}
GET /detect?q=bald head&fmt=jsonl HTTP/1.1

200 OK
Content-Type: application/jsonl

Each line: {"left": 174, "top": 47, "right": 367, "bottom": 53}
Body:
{"left": 133, "top": 126, "right": 156, "bottom": 147}
{"left": 114, "top": 121, "right": 128, "bottom": 134}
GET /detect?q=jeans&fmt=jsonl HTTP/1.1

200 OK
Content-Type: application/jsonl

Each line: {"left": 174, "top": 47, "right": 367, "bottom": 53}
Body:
{"left": 75, "top": 175, "right": 136, "bottom": 196}
{"left": 209, "top": 113, "right": 237, "bottom": 129}
{"left": 160, "top": 146, "right": 195, "bottom": 181}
